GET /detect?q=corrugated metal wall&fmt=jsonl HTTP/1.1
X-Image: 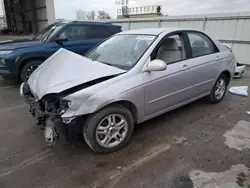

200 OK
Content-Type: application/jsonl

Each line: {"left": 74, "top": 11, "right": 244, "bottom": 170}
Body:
{"left": 3, "top": 0, "right": 55, "bottom": 33}
{"left": 110, "top": 12, "right": 250, "bottom": 65}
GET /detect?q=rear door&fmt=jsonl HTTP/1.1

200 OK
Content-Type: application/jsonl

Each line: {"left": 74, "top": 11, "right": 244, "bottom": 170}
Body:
{"left": 183, "top": 31, "right": 221, "bottom": 97}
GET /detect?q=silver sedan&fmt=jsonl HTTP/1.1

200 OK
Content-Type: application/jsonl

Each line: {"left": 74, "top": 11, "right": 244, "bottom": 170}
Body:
{"left": 21, "top": 28, "right": 235, "bottom": 153}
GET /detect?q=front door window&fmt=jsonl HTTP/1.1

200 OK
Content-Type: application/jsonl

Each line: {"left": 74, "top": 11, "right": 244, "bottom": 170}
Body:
{"left": 156, "top": 34, "right": 187, "bottom": 64}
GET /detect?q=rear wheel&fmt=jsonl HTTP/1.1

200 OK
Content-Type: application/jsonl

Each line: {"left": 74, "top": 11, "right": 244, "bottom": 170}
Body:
{"left": 20, "top": 60, "right": 42, "bottom": 82}
{"left": 209, "top": 74, "right": 228, "bottom": 103}
{"left": 83, "top": 104, "right": 134, "bottom": 153}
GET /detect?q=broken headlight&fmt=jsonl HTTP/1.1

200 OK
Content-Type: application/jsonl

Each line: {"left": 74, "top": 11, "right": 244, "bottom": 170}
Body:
{"left": 59, "top": 99, "right": 76, "bottom": 124}
{"left": 58, "top": 99, "right": 71, "bottom": 115}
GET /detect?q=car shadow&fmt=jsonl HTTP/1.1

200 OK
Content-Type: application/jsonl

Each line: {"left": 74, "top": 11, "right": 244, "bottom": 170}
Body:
{"left": 133, "top": 97, "right": 208, "bottom": 136}
{"left": 0, "top": 76, "right": 19, "bottom": 87}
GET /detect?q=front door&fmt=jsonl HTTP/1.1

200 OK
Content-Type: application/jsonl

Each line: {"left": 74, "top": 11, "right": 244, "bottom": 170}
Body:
{"left": 143, "top": 33, "right": 194, "bottom": 117}
{"left": 56, "top": 25, "right": 101, "bottom": 55}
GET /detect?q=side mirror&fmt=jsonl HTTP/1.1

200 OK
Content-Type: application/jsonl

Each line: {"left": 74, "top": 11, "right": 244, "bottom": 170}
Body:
{"left": 146, "top": 59, "right": 167, "bottom": 72}
{"left": 223, "top": 44, "right": 232, "bottom": 52}
{"left": 55, "top": 37, "right": 68, "bottom": 45}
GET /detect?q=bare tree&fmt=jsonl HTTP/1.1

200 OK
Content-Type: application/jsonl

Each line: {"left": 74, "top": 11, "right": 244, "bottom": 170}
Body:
{"left": 76, "top": 9, "right": 86, "bottom": 20}
{"left": 97, "top": 11, "right": 111, "bottom": 20}
{"left": 86, "top": 11, "right": 96, "bottom": 20}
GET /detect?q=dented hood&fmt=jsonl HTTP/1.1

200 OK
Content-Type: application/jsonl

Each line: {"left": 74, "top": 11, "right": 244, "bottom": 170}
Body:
{"left": 28, "top": 48, "right": 126, "bottom": 99}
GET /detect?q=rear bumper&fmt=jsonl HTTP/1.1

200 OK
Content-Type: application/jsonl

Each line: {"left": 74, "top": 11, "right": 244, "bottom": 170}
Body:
{"left": 234, "top": 65, "right": 245, "bottom": 78}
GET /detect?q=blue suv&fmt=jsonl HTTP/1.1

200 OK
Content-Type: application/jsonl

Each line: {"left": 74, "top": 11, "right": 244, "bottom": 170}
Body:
{"left": 0, "top": 21, "right": 121, "bottom": 82}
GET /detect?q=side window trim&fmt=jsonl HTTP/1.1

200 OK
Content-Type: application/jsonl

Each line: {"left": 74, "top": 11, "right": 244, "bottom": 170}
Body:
{"left": 151, "top": 31, "right": 188, "bottom": 65}
{"left": 182, "top": 32, "right": 192, "bottom": 59}
{"left": 185, "top": 31, "right": 219, "bottom": 59}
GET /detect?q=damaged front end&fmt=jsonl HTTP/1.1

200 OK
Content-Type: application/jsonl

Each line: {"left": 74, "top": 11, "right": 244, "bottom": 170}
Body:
{"left": 20, "top": 49, "right": 126, "bottom": 145}
{"left": 20, "top": 74, "right": 119, "bottom": 144}
{"left": 21, "top": 82, "right": 80, "bottom": 144}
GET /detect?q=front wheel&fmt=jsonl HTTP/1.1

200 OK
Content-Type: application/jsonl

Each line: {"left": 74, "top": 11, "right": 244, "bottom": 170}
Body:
{"left": 209, "top": 74, "right": 228, "bottom": 104}
{"left": 20, "top": 60, "right": 42, "bottom": 82}
{"left": 83, "top": 104, "right": 134, "bottom": 153}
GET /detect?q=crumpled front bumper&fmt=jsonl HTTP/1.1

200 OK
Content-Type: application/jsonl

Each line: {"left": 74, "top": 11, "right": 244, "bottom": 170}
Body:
{"left": 21, "top": 82, "right": 81, "bottom": 144}
{"left": 24, "top": 94, "right": 69, "bottom": 142}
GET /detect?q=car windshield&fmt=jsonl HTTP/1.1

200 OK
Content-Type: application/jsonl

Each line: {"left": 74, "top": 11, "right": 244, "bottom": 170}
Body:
{"left": 85, "top": 34, "right": 156, "bottom": 70}
{"left": 35, "top": 23, "right": 55, "bottom": 40}
{"left": 37, "top": 24, "right": 65, "bottom": 42}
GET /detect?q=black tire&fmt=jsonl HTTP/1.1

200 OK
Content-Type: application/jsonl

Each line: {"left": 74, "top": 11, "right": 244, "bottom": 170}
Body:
{"left": 20, "top": 60, "right": 42, "bottom": 82}
{"left": 209, "top": 74, "right": 228, "bottom": 104}
{"left": 83, "top": 104, "right": 134, "bottom": 153}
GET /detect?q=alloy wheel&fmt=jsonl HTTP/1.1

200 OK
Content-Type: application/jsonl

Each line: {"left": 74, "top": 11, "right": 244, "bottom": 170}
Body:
{"left": 215, "top": 78, "right": 226, "bottom": 100}
{"left": 26, "top": 65, "right": 39, "bottom": 80}
{"left": 95, "top": 114, "right": 128, "bottom": 148}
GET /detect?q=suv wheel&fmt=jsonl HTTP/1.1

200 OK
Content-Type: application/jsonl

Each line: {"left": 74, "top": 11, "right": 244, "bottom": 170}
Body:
{"left": 209, "top": 74, "right": 228, "bottom": 103}
{"left": 20, "top": 60, "right": 42, "bottom": 82}
{"left": 83, "top": 104, "right": 134, "bottom": 153}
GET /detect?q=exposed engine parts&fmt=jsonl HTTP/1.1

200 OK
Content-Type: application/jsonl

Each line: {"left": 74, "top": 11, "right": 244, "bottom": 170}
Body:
{"left": 44, "top": 118, "right": 57, "bottom": 143}
{"left": 22, "top": 83, "right": 78, "bottom": 143}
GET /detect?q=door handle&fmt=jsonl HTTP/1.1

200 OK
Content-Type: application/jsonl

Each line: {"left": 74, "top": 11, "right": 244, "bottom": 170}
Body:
{"left": 182, "top": 64, "right": 189, "bottom": 71}
{"left": 216, "top": 56, "right": 220, "bottom": 61}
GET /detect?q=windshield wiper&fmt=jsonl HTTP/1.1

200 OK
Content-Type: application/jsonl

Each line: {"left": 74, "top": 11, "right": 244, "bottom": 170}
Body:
{"left": 91, "top": 54, "right": 100, "bottom": 61}
{"left": 89, "top": 55, "right": 116, "bottom": 68}
{"left": 93, "top": 58, "right": 114, "bottom": 67}
{"left": 101, "top": 62, "right": 113, "bottom": 67}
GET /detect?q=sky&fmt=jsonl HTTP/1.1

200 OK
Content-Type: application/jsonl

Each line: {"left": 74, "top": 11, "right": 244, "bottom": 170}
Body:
{"left": 0, "top": 0, "right": 248, "bottom": 19}
{"left": 54, "top": 0, "right": 250, "bottom": 20}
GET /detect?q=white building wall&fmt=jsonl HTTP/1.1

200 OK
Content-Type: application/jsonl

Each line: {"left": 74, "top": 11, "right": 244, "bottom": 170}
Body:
{"left": 110, "top": 12, "right": 250, "bottom": 65}
{"left": 45, "top": 0, "right": 55, "bottom": 25}
{"left": 35, "top": 0, "right": 55, "bottom": 31}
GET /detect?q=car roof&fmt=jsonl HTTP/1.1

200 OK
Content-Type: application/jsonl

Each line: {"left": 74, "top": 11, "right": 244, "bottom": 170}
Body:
{"left": 60, "top": 20, "right": 119, "bottom": 27}
{"left": 118, "top": 28, "right": 202, "bottom": 35}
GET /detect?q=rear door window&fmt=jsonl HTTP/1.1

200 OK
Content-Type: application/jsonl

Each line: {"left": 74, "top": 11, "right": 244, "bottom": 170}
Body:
{"left": 107, "top": 26, "right": 122, "bottom": 34}
{"left": 187, "top": 32, "right": 218, "bottom": 58}
{"left": 86, "top": 25, "right": 111, "bottom": 39}
{"left": 58, "top": 25, "right": 88, "bottom": 41}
